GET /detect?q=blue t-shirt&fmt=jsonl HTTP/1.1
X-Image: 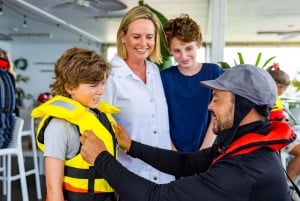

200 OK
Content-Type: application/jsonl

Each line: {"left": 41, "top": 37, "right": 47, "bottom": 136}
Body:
{"left": 161, "top": 63, "right": 223, "bottom": 152}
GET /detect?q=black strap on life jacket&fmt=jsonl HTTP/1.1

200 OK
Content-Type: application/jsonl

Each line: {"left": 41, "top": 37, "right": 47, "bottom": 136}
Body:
{"left": 36, "top": 116, "right": 53, "bottom": 144}
{"left": 91, "top": 108, "right": 118, "bottom": 159}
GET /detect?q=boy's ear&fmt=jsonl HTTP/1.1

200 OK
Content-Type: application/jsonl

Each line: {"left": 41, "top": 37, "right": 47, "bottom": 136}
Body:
{"left": 64, "top": 84, "right": 73, "bottom": 95}
{"left": 197, "top": 39, "right": 202, "bottom": 48}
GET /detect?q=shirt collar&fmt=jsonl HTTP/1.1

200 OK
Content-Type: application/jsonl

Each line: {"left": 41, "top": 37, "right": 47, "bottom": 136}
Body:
{"left": 110, "top": 54, "right": 159, "bottom": 79}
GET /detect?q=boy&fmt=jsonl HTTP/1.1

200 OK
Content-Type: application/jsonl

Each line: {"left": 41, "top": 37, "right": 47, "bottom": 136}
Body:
{"left": 32, "top": 47, "right": 119, "bottom": 201}
{"left": 161, "top": 14, "right": 223, "bottom": 152}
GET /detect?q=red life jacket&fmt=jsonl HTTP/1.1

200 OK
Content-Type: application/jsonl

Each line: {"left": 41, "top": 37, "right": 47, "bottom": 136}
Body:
{"left": 212, "top": 121, "right": 296, "bottom": 164}
{"left": 270, "top": 110, "right": 285, "bottom": 121}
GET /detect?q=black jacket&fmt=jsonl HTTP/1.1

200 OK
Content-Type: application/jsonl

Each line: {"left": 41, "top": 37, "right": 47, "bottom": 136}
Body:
{"left": 93, "top": 121, "right": 294, "bottom": 201}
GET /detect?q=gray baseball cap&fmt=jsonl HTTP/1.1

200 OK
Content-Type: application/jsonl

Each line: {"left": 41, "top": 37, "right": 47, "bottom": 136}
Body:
{"left": 201, "top": 64, "right": 277, "bottom": 106}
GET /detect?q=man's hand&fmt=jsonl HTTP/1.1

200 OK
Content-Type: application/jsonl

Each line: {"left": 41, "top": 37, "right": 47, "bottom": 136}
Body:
{"left": 113, "top": 124, "right": 132, "bottom": 152}
{"left": 80, "top": 130, "right": 107, "bottom": 165}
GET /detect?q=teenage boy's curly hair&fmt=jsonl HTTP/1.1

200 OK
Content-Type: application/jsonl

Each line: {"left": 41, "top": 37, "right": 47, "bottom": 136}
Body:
{"left": 163, "top": 14, "right": 202, "bottom": 47}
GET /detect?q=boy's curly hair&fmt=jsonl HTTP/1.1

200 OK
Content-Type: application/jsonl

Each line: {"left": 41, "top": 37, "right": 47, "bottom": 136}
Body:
{"left": 163, "top": 14, "right": 202, "bottom": 47}
{"left": 50, "top": 47, "right": 110, "bottom": 97}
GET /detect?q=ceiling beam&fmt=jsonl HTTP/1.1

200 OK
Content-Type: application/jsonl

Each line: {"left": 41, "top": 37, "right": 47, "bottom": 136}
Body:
{"left": 13, "top": 0, "right": 103, "bottom": 43}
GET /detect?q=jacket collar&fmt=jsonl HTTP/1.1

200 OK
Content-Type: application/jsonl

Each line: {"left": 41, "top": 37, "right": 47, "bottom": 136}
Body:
{"left": 213, "top": 121, "right": 296, "bottom": 164}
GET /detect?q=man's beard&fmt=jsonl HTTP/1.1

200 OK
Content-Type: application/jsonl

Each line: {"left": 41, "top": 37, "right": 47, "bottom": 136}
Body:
{"left": 214, "top": 95, "right": 256, "bottom": 152}
{"left": 213, "top": 118, "right": 234, "bottom": 134}
{"left": 211, "top": 105, "right": 234, "bottom": 134}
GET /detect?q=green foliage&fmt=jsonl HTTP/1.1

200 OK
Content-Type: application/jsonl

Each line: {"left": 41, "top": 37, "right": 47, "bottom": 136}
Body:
{"left": 236, "top": 52, "right": 245, "bottom": 65}
{"left": 219, "top": 52, "right": 276, "bottom": 70}
{"left": 292, "top": 76, "right": 300, "bottom": 92}
{"left": 218, "top": 62, "right": 231, "bottom": 70}
{"left": 138, "top": 0, "right": 172, "bottom": 70}
{"left": 15, "top": 74, "right": 29, "bottom": 83}
{"left": 14, "top": 58, "right": 31, "bottom": 106}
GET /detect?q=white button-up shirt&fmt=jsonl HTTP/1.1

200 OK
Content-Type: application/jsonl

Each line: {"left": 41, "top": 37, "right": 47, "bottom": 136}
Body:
{"left": 102, "top": 55, "right": 175, "bottom": 184}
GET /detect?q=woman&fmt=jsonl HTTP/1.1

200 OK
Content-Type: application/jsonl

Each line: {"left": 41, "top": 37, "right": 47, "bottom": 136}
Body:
{"left": 102, "top": 6, "right": 174, "bottom": 185}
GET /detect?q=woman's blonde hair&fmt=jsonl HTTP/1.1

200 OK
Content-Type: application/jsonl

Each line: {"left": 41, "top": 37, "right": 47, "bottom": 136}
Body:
{"left": 50, "top": 47, "right": 110, "bottom": 97}
{"left": 116, "top": 6, "right": 162, "bottom": 64}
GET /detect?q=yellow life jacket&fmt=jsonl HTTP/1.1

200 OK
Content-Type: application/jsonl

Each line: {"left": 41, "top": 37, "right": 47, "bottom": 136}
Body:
{"left": 31, "top": 95, "right": 120, "bottom": 195}
{"left": 270, "top": 96, "right": 285, "bottom": 121}
{"left": 272, "top": 96, "right": 284, "bottom": 111}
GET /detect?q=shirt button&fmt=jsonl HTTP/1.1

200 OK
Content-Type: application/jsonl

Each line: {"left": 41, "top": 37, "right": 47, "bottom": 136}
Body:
{"left": 153, "top": 130, "right": 157, "bottom": 134}
{"left": 153, "top": 177, "right": 157, "bottom": 181}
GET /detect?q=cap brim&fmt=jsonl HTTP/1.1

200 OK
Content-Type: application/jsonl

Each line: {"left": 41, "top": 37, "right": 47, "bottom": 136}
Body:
{"left": 201, "top": 80, "right": 229, "bottom": 91}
